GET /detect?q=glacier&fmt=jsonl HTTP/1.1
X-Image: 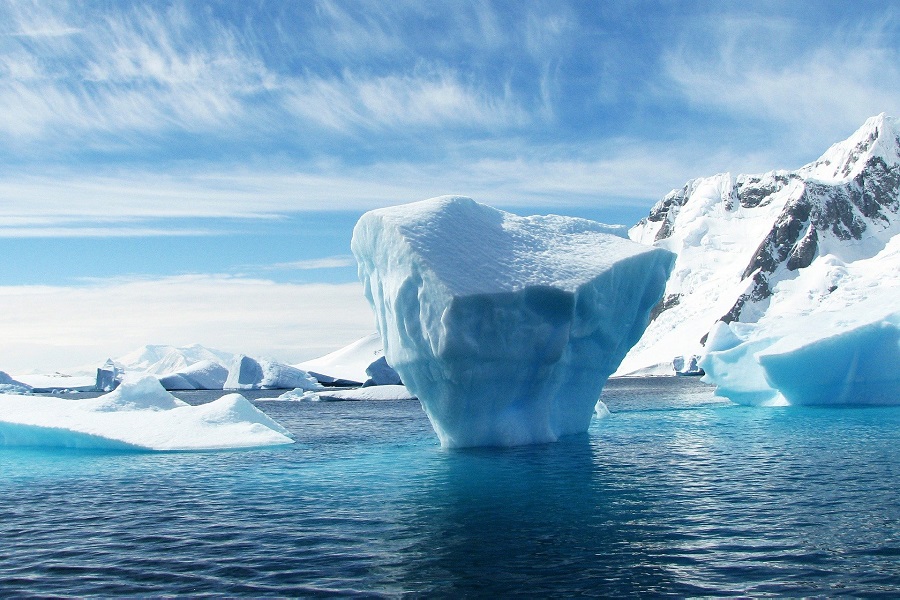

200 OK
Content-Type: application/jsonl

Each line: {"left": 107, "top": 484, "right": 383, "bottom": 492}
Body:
{"left": 0, "top": 375, "right": 293, "bottom": 450}
{"left": 619, "top": 113, "right": 900, "bottom": 379}
{"left": 352, "top": 196, "right": 674, "bottom": 447}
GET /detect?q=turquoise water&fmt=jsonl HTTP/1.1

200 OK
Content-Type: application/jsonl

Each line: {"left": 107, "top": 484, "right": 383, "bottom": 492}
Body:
{"left": 2, "top": 378, "right": 899, "bottom": 596}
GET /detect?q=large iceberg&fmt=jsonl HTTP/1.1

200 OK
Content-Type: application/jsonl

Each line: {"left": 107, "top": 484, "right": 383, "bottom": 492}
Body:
{"left": 0, "top": 375, "right": 293, "bottom": 450}
{"left": 351, "top": 196, "right": 674, "bottom": 447}
{"left": 158, "top": 360, "right": 229, "bottom": 390}
{"left": 225, "top": 355, "right": 323, "bottom": 390}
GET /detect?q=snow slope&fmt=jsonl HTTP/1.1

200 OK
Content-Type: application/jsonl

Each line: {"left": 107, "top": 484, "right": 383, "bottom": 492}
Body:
{"left": 352, "top": 196, "right": 673, "bottom": 447}
{"left": 619, "top": 113, "right": 900, "bottom": 377}
{"left": 0, "top": 375, "right": 293, "bottom": 450}
{"left": 700, "top": 234, "right": 900, "bottom": 405}
{"left": 297, "top": 333, "right": 384, "bottom": 385}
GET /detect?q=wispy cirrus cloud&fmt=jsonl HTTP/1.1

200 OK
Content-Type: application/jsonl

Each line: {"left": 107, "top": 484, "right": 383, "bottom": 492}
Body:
{"left": 264, "top": 256, "right": 357, "bottom": 271}
{"left": 663, "top": 12, "right": 900, "bottom": 158}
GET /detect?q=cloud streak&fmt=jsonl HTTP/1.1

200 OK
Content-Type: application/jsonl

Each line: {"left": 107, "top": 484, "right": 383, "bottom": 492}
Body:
{"left": 0, "top": 275, "right": 375, "bottom": 372}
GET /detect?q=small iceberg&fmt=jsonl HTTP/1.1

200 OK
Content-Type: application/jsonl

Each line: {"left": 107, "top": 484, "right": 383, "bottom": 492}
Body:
{"left": 0, "top": 375, "right": 293, "bottom": 451}
{"left": 276, "top": 384, "right": 417, "bottom": 402}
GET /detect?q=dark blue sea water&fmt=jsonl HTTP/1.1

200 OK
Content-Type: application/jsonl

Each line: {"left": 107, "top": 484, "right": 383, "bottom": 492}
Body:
{"left": 2, "top": 377, "right": 899, "bottom": 596}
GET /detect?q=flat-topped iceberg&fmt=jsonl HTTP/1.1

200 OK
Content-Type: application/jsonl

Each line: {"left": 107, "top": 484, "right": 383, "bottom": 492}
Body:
{"left": 0, "top": 375, "right": 293, "bottom": 450}
{"left": 351, "top": 196, "right": 674, "bottom": 447}
{"left": 276, "top": 384, "right": 417, "bottom": 402}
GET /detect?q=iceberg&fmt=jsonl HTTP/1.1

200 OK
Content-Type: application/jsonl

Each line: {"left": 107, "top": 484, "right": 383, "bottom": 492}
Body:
{"left": 363, "top": 356, "right": 402, "bottom": 386}
{"left": 0, "top": 371, "right": 31, "bottom": 395}
{"left": 351, "top": 196, "right": 674, "bottom": 447}
{"left": 158, "top": 360, "right": 229, "bottom": 390}
{"left": 276, "top": 384, "right": 417, "bottom": 402}
{"left": 0, "top": 375, "right": 293, "bottom": 450}
{"left": 297, "top": 332, "right": 385, "bottom": 385}
{"left": 225, "top": 355, "right": 323, "bottom": 390}
{"left": 701, "top": 236, "right": 900, "bottom": 405}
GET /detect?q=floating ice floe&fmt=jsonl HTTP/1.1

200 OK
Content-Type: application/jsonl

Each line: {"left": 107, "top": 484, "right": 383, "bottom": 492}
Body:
{"left": 352, "top": 196, "right": 674, "bottom": 447}
{"left": 0, "top": 375, "right": 293, "bottom": 450}
{"left": 275, "top": 384, "right": 417, "bottom": 402}
{"left": 225, "top": 355, "right": 323, "bottom": 390}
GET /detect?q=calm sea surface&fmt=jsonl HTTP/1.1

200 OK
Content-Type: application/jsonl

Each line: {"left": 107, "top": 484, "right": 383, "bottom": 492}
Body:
{"left": 2, "top": 378, "right": 899, "bottom": 596}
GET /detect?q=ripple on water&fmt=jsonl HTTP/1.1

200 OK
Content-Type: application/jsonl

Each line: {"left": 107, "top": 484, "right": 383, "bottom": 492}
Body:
{"left": 0, "top": 379, "right": 899, "bottom": 595}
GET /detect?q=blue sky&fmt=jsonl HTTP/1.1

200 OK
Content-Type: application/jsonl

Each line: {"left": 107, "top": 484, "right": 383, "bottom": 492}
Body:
{"left": 2, "top": 0, "right": 899, "bottom": 371}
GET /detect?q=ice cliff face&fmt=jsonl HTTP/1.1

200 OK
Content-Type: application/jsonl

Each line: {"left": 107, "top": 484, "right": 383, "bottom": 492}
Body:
{"left": 352, "top": 196, "right": 674, "bottom": 447}
{"left": 619, "top": 114, "right": 900, "bottom": 377}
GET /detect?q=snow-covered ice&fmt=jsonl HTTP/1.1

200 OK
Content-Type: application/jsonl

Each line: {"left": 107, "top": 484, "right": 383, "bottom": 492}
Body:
{"left": 0, "top": 375, "right": 293, "bottom": 450}
{"left": 276, "top": 384, "right": 417, "bottom": 402}
{"left": 297, "top": 333, "right": 385, "bottom": 385}
{"left": 158, "top": 360, "right": 229, "bottom": 390}
{"left": 364, "top": 356, "right": 401, "bottom": 386}
{"left": 700, "top": 234, "right": 900, "bottom": 405}
{"left": 619, "top": 114, "right": 900, "bottom": 377}
{"left": 0, "top": 372, "right": 31, "bottom": 395}
{"left": 352, "top": 196, "right": 674, "bottom": 447}
{"left": 225, "top": 355, "right": 323, "bottom": 390}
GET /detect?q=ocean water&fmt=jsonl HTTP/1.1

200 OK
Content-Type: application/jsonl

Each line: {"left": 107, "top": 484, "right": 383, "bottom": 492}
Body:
{"left": 1, "top": 378, "right": 899, "bottom": 596}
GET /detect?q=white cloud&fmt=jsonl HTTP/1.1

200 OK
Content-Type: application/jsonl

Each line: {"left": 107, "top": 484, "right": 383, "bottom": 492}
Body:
{"left": 0, "top": 276, "right": 375, "bottom": 373}
{"left": 663, "top": 14, "right": 900, "bottom": 156}
{"left": 265, "top": 256, "right": 357, "bottom": 270}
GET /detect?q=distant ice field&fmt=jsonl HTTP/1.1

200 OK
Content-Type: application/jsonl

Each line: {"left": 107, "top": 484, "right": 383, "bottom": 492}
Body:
{"left": 1, "top": 378, "right": 899, "bottom": 596}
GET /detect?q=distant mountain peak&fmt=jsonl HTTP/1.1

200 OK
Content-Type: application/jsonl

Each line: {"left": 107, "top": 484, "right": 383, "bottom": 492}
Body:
{"left": 801, "top": 113, "right": 900, "bottom": 182}
{"left": 617, "top": 114, "right": 900, "bottom": 376}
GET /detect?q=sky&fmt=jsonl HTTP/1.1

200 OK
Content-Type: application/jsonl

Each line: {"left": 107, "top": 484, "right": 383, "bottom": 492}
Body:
{"left": 2, "top": 0, "right": 899, "bottom": 372}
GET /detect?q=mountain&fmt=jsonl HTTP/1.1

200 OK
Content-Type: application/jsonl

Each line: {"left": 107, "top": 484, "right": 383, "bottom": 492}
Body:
{"left": 617, "top": 113, "right": 900, "bottom": 375}
{"left": 112, "top": 344, "right": 235, "bottom": 376}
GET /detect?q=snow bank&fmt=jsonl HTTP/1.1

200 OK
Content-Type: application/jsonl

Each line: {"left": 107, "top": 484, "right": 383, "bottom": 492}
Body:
{"left": 225, "top": 355, "right": 323, "bottom": 390}
{"left": 158, "top": 360, "right": 229, "bottom": 390}
{"left": 0, "top": 376, "right": 293, "bottom": 450}
{"left": 352, "top": 196, "right": 674, "bottom": 447}
{"left": 276, "top": 384, "right": 417, "bottom": 402}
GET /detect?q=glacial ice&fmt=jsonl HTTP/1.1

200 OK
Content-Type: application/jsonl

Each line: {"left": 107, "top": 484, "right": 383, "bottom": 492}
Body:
{"left": 297, "top": 332, "right": 385, "bottom": 385}
{"left": 701, "top": 237, "right": 900, "bottom": 405}
{"left": 158, "top": 359, "right": 229, "bottom": 390}
{"left": 0, "top": 375, "right": 293, "bottom": 450}
{"left": 276, "top": 384, "right": 417, "bottom": 402}
{"left": 364, "top": 356, "right": 402, "bottom": 386}
{"left": 351, "top": 196, "right": 674, "bottom": 447}
{"left": 0, "top": 371, "right": 31, "bottom": 395}
{"left": 225, "top": 355, "right": 323, "bottom": 390}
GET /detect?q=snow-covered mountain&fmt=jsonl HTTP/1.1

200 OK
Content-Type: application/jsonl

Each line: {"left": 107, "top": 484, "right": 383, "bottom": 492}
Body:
{"left": 617, "top": 113, "right": 900, "bottom": 375}
{"left": 112, "top": 344, "right": 235, "bottom": 376}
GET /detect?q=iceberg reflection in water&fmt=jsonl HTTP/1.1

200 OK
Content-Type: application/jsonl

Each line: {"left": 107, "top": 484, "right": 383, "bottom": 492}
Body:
{"left": 1, "top": 379, "right": 899, "bottom": 596}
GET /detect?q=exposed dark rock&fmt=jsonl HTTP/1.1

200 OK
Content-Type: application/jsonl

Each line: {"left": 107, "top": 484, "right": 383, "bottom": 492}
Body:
{"left": 648, "top": 293, "right": 681, "bottom": 322}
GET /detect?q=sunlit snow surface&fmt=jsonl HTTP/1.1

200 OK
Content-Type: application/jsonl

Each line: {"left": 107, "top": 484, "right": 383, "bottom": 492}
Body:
{"left": 352, "top": 196, "right": 674, "bottom": 447}
{"left": 701, "top": 235, "right": 900, "bottom": 405}
{"left": 0, "top": 376, "right": 293, "bottom": 450}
